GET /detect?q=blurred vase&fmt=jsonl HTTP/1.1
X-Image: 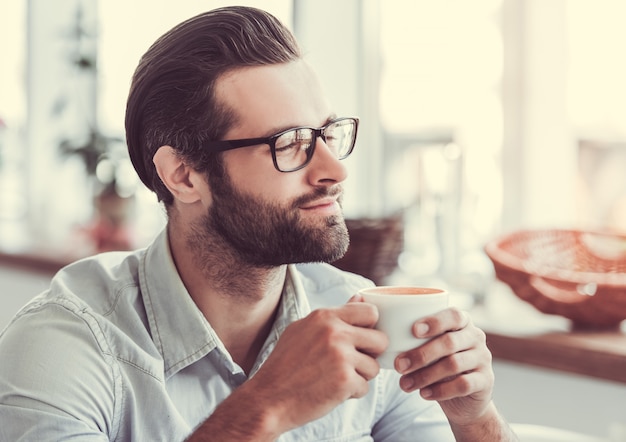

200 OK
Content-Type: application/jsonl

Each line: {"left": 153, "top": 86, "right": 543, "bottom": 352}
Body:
{"left": 87, "top": 184, "right": 134, "bottom": 252}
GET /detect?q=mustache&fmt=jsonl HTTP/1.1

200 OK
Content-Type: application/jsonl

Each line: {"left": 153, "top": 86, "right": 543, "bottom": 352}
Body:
{"left": 291, "top": 185, "right": 344, "bottom": 209}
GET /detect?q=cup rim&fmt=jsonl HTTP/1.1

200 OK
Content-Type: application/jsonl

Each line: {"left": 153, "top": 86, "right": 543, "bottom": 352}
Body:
{"left": 359, "top": 286, "right": 447, "bottom": 296}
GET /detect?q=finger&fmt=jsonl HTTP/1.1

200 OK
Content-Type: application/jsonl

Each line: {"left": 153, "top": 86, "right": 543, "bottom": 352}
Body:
{"left": 354, "top": 327, "right": 389, "bottom": 357}
{"left": 352, "top": 350, "right": 381, "bottom": 382}
{"left": 349, "top": 371, "right": 372, "bottom": 399}
{"left": 418, "top": 371, "right": 493, "bottom": 402}
{"left": 335, "top": 301, "right": 380, "bottom": 329}
{"left": 399, "top": 323, "right": 488, "bottom": 376}
{"left": 324, "top": 345, "right": 377, "bottom": 399}
{"left": 412, "top": 307, "right": 470, "bottom": 339}
{"left": 399, "top": 346, "right": 490, "bottom": 392}
{"left": 304, "top": 307, "right": 387, "bottom": 355}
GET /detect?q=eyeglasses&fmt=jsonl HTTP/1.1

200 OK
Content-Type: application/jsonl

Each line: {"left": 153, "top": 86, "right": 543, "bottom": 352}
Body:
{"left": 201, "top": 117, "right": 359, "bottom": 172}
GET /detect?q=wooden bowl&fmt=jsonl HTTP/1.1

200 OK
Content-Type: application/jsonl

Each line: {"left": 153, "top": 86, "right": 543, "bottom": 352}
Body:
{"left": 484, "top": 229, "right": 626, "bottom": 329}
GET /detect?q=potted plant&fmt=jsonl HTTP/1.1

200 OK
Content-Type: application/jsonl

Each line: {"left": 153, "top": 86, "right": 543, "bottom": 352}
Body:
{"left": 53, "top": 1, "right": 137, "bottom": 252}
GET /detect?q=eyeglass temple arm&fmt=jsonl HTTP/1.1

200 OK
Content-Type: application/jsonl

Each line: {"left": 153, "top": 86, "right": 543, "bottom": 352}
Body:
{"left": 202, "top": 137, "right": 271, "bottom": 153}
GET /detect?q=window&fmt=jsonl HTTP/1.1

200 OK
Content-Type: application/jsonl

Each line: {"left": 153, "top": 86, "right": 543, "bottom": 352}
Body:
{"left": 0, "top": 0, "right": 28, "bottom": 250}
{"left": 378, "top": 0, "right": 503, "bottom": 286}
{"left": 0, "top": 0, "right": 291, "bottom": 257}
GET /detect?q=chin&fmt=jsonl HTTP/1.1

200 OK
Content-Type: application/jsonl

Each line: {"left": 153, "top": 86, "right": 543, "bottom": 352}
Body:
{"left": 327, "top": 214, "right": 345, "bottom": 226}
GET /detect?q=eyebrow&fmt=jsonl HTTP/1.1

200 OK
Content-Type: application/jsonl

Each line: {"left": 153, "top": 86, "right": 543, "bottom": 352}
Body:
{"left": 260, "top": 113, "right": 338, "bottom": 138}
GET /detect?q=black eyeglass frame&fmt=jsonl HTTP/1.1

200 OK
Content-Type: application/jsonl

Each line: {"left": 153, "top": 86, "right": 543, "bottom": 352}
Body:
{"left": 201, "top": 116, "right": 359, "bottom": 172}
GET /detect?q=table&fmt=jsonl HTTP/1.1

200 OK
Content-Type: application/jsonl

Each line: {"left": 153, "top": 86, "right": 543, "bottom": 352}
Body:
{"left": 472, "top": 282, "right": 626, "bottom": 384}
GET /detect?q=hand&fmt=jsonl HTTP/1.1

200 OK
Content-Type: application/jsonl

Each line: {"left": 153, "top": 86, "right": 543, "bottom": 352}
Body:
{"left": 394, "top": 307, "right": 495, "bottom": 426}
{"left": 242, "top": 301, "right": 388, "bottom": 434}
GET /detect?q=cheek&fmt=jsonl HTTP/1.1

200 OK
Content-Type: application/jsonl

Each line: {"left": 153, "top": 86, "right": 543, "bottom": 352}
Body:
{"left": 251, "top": 174, "right": 301, "bottom": 204}
{"left": 222, "top": 151, "right": 299, "bottom": 202}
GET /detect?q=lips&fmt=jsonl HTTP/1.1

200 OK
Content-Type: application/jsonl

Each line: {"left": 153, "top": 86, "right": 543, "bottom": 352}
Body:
{"left": 300, "top": 197, "right": 339, "bottom": 210}
{"left": 294, "top": 185, "right": 343, "bottom": 214}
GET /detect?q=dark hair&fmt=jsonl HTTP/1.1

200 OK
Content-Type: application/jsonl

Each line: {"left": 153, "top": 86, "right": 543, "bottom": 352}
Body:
{"left": 125, "top": 6, "right": 301, "bottom": 205}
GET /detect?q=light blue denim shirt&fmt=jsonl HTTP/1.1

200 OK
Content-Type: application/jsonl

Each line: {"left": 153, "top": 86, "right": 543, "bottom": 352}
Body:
{"left": 0, "top": 230, "right": 454, "bottom": 441}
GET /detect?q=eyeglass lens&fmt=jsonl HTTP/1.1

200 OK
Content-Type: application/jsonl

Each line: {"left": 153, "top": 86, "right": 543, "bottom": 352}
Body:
{"left": 273, "top": 119, "right": 356, "bottom": 171}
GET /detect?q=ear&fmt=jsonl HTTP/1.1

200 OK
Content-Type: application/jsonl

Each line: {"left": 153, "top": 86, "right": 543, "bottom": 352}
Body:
{"left": 153, "top": 146, "right": 204, "bottom": 204}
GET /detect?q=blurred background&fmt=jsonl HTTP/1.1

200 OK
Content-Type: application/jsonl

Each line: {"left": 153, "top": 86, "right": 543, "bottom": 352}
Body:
{"left": 1, "top": 0, "right": 626, "bottom": 440}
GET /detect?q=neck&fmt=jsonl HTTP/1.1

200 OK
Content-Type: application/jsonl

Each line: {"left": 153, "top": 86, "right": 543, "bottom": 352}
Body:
{"left": 167, "top": 221, "right": 288, "bottom": 374}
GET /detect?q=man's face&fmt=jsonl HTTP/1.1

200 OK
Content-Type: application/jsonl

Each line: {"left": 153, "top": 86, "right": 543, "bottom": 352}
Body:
{"left": 194, "top": 61, "right": 350, "bottom": 266}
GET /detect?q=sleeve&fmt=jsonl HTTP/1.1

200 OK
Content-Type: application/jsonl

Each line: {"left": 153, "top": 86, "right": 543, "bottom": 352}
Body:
{"left": 0, "top": 300, "right": 120, "bottom": 441}
{"left": 372, "top": 370, "right": 456, "bottom": 442}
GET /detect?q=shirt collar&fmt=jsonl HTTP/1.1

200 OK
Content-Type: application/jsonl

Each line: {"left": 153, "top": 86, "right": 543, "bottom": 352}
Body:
{"left": 251, "top": 264, "right": 311, "bottom": 367}
{"left": 139, "top": 230, "right": 313, "bottom": 379}
{"left": 139, "top": 229, "right": 218, "bottom": 379}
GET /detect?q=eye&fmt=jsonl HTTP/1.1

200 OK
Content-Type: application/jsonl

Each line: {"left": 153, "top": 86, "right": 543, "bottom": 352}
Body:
{"left": 323, "top": 122, "right": 346, "bottom": 142}
{"left": 274, "top": 142, "right": 303, "bottom": 154}
{"left": 323, "top": 129, "right": 341, "bottom": 146}
{"left": 275, "top": 139, "right": 311, "bottom": 156}
{"left": 275, "top": 130, "right": 312, "bottom": 155}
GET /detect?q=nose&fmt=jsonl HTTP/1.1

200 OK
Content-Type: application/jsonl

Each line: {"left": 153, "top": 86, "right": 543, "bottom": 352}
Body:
{"left": 306, "top": 137, "right": 348, "bottom": 185}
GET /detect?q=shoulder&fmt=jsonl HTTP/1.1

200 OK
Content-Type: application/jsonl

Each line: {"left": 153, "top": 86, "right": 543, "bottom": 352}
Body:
{"left": 49, "top": 250, "right": 143, "bottom": 312}
{"left": 1, "top": 249, "right": 144, "bottom": 376}
{"left": 6, "top": 248, "right": 149, "bottom": 336}
{"left": 2, "top": 246, "right": 162, "bottom": 382}
{"left": 0, "top": 296, "right": 122, "bottom": 437}
{"left": 0, "top": 248, "right": 159, "bottom": 439}
{"left": 3, "top": 249, "right": 146, "bottom": 351}
{"left": 294, "top": 262, "right": 375, "bottom": 308}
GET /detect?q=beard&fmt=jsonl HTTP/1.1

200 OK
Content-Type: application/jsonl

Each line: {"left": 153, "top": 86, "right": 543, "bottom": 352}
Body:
{"left": 189, "top": 170, "right": 349, "bottom": 268}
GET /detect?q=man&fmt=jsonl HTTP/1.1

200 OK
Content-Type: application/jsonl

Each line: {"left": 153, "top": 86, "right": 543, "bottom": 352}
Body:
{"left": 0, "top": 6, "right": 517, "bottom": 441}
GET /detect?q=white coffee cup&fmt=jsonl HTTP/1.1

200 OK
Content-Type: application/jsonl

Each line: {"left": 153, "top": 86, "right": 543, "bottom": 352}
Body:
{"left": 359, "top": 286, "right": 449, "bottom": 369}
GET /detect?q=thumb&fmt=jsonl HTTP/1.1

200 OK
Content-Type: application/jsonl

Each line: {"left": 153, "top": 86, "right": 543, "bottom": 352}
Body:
{"left": 347, "top": 293, "right": 364, "bottom": 303}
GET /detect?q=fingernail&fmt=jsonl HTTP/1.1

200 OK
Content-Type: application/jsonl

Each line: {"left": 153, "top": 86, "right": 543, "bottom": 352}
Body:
{"left": 396, "top": 357, "right": 410, "bottom": 372}
{"left": 400, "top": 376, "right": 414, "bottom": 391}
{"left": 348, "top": 294, "right": 363, "bottom": 302}
{"left": 420, "top": 387, "right": 432, "bottom": 398}
{"left": 415, "top": 322, "right": 429, "bottom": 337}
